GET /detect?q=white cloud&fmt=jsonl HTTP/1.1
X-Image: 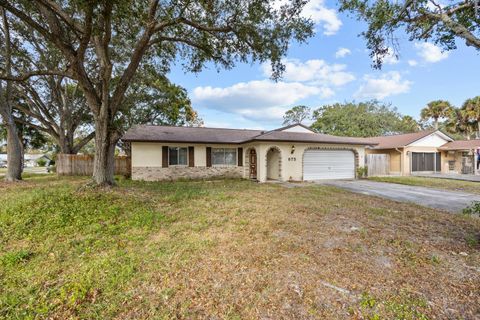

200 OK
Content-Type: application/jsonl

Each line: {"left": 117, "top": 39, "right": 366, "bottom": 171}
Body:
{"left": 414, "top": 42, "right": 449, "bottom": 63}
{"left": 335, "top": 47, "right": 351, "bottom": 58}
{"left": 408, "top": 59, "right": 418, "bottom": 66}
{"left": 354, "top": 72, "right": 412, "bottom": 100}
{"left": 192, "top": 80, "right": 327, "bottom": 121}
{"left": 275, "top": 0, "right": 342, "bottom": 35}
{"left": 373, "top": 47, "right": 399, "bottom": 65}
{"left": 262, "top": 58, "right": 355, "bottom": 87}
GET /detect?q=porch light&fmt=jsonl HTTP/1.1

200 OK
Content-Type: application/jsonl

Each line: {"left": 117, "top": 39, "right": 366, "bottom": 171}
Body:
{"left": 291, "top": 145, "right": 295, "bottom": 154}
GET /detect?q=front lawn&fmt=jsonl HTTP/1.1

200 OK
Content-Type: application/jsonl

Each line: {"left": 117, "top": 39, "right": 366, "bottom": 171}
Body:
{"left": 1, "top": 176, "right": 479, "bottom": 319}
{"left": 369, "top": 176, "right": 480, "bottom": 195}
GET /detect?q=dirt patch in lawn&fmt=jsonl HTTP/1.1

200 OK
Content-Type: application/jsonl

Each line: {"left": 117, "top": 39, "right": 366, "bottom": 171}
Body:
{"left": 0, "top": 177, "right": 479, "bottom": 319}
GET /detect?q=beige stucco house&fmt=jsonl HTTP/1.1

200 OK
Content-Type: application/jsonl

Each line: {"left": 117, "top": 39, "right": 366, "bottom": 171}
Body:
{"left": 122, "top": 124, "right": 376, "bottom": 182}
{"left": 366, "top": 130, "right": 480, "bottom": 176}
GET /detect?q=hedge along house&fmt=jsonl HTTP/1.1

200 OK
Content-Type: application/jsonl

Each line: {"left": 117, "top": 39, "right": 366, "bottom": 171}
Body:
{"left": 122, "top": 124, "right": 377, "bottom": 182}
{"left": 366, "top": 130, "right": 454, "bottom": 176}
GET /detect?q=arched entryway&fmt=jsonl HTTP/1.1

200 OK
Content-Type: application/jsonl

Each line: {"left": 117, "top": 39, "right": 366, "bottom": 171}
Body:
{"left": 266, "top": 147, "right": 281, "bottom": 180}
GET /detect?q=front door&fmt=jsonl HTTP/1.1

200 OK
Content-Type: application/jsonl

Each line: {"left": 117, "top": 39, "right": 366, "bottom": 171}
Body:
{"left": 249, "top": 149, "right": 257, "bottom": 179}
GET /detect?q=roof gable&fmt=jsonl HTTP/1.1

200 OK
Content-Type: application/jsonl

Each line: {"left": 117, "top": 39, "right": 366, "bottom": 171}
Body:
{"left": 370, "top": 130, "right": 452, "bottom": 149}
{"left": 407, "top": 131, "right": 453, "bottom": 147}
{"left": 275, "top": 123, "right": 315, "bottom": 133}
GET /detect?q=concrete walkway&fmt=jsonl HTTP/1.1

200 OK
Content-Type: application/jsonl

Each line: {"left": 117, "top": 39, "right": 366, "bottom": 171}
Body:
{"left": 414, "top": 173, "right": 480, "bottom": 182}
{"left": 318, "top": 180, "right": 480, "bottom": 213}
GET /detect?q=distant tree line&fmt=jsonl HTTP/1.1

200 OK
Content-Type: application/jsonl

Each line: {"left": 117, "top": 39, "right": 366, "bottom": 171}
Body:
{"left": 283, "top": 97, "right": 480, "bottom": 139}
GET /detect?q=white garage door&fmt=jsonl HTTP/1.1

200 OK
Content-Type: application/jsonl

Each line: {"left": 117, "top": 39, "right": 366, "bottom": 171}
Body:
{"left": 303, "top": 150, "right": 355, "bottom": 180}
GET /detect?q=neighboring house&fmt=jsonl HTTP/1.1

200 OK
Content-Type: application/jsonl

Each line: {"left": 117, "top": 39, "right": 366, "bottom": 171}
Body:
{"left": 439, "top": 140, "right": 480, "bottom": 174}
{"left": 122, "top": 124, "right": 377, "bottom": 182}
{"left": 24, "top": 154, "right": 51, "bottom": 167}
{"left": 366, "top": 130, "right": 454, "bottom": 175}
{"left": 366, "top": 129, "right": 480, "bottom": 176}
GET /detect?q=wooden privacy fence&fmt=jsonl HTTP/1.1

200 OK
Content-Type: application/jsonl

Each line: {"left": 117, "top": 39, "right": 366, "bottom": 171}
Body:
{"left": 56, "top": 154, "right": 131, "bottom": 177}
{"left": 366, "top": 154, "right": 390, "bottom": 177}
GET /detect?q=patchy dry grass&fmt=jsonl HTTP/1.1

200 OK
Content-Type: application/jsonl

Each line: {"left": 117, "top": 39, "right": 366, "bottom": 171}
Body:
{"left": 0, "top": 176, "right": 479, "bottom": 319}
{"left": 370, "top": 176, "right": 480, "bottom": 195}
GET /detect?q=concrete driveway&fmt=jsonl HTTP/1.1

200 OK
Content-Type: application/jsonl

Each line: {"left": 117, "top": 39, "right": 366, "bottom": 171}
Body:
{"left": 318, "top": 180, "right": 480, "bottom": 213}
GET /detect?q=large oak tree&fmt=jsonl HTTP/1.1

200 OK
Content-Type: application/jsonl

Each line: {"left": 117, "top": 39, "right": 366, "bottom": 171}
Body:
{"left": 0, "top": 7, "right": 23, "bottom": 181}
{"left": 0, "top": 0, "right": 313, "bottom": 185}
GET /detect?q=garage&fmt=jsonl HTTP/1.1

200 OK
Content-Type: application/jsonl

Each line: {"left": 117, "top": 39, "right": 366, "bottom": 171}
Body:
{"left": 303, "top": 149, "right": 355, "bottom": 180}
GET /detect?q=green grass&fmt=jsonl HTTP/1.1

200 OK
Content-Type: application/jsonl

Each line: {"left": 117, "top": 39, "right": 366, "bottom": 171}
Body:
{"left": 369, "top": 176, "right": 480, "bottom": 194}
{"left": 0, "top": 176, "right": 479, "bottom": 319}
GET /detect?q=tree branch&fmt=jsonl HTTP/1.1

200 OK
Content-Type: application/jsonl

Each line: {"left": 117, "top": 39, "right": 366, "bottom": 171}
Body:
{"left": 0, "top": 70, "right": 71, "bottom": 81}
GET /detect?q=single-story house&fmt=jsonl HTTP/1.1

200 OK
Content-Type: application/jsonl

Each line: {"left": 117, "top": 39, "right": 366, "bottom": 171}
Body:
{"left": 366, "top": 130, "right": 480, "bottom": 176}
{"left": 438, "top": 139, "right": 480, "bottom": 174}
{"left": 0, "top": 153, "right": 50, "bottom": 167}
{"left": 366, "top": 130, "right": 454, "bottom": 175}
{"left": 24, "top": 154, "right": 51, "bottom": 167}
{"left": 122, "top": 124, "right": 377, "bottom": 182}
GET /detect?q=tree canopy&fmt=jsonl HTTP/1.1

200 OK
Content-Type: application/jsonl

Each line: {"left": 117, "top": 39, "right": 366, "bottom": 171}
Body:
{"left": 282, "top": 105, "right": 311, "bottom": 125}
{"left": 420, "top": 100, "right": 452, "bottom": 129}
{"left": 310, "top": 101, "right": 420, "bottom": 137}
{"left": 0, "top": 0, "right": 313, "bottom": 185}
{"left": 340, "top": 0, "right": 480, "bottom": 68}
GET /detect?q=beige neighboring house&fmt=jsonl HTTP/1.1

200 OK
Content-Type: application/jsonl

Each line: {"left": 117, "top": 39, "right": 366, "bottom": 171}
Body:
{"left": 122, "top": 124, "right": 377, "bottom": 182}
{"left": 366, "top": 130, "right": 454, "bottom": 175}
{"left": 438, "top": 140, "right": 480, "bottom": 174}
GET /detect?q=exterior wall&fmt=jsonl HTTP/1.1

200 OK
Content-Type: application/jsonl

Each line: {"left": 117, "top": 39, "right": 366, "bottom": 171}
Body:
{"left": 131, "top": 142, "right": 245, "bottom": 181}
{"left": 441, "top": 150, "right": 474, "bottom": 174}
{"left": 131, "top": 142, "right": 163, "bottom": 167}
{"left": 366, "top": 148, "right": 402, "bottom": 174}
{"left": 409, "top": 133, "right": 451, "bottom": 147}
{"left": 254, "top": 142, "right": 365, "bottom": 182}
{"left": 132, "top": 141, "right": 366, "bottom": 182}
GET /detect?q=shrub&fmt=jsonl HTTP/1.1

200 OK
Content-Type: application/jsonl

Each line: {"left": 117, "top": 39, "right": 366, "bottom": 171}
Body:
{"left": 36, "top": 158, "right": 47, "bottom": 167}
{"left": 462, "top": 201, "right": 480, "bottom": 215}
{"left": 356, "top": 166, "right": 368, "bottom": 178}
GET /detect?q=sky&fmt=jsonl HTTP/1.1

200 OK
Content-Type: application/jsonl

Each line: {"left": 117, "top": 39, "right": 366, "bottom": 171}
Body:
{"left": 167, "top": 0, "right": 480, "bottom": 130}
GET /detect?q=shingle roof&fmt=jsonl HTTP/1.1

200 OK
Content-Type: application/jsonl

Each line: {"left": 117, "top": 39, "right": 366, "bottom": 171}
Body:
{"left": 369, "top": 130, "right": 437, "bottom": 149}
{"left": 252, "top": 130, "right": 376, "bottom": 145}
{"left": 122, "top": 125, "right": 377, "bottom": 145}
{"left": 439, "top": 139, "right": 480, "bottom": 150}
{"left": 122, "top": 125, "right": 263, "bottom": 144}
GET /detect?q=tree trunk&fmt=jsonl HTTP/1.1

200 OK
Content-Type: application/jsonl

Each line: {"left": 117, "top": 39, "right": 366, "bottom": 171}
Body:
{"left": 4, "top": 117, "right": 23, "bottom": 181}
{"left": 477, "top": 121, "right": 480, "bottom": 139}
{"left": 434, "top": 119, "right": 439, "bottom": 129}
{"left": 92, "top": 118, "right": 117, "bottom": 185}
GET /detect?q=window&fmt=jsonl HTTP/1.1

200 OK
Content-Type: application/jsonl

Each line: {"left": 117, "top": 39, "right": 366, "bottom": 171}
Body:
{"left": 169, "top": 147, "right": 188, "bottom": 165}
{"left": 212, "top": 148, "right": 236, "bottom": 166}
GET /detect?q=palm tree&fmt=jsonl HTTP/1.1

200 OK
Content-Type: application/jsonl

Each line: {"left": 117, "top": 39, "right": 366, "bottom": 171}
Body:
{"left": 420, "top": 100, "right": 452, "bottom": 129}
{"left": 462, "top": 96, "right": 480, "bottom": 138}
{"left": 445, "top": 107, "right": 475, "bottom": 140}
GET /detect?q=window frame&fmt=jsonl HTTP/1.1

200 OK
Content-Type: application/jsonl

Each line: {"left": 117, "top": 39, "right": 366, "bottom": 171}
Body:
{"left": 212, "top": 148, "right": 237, "bottom": 167}
{"left": 168, "top": 147, "right": 188, "bottom": 166}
